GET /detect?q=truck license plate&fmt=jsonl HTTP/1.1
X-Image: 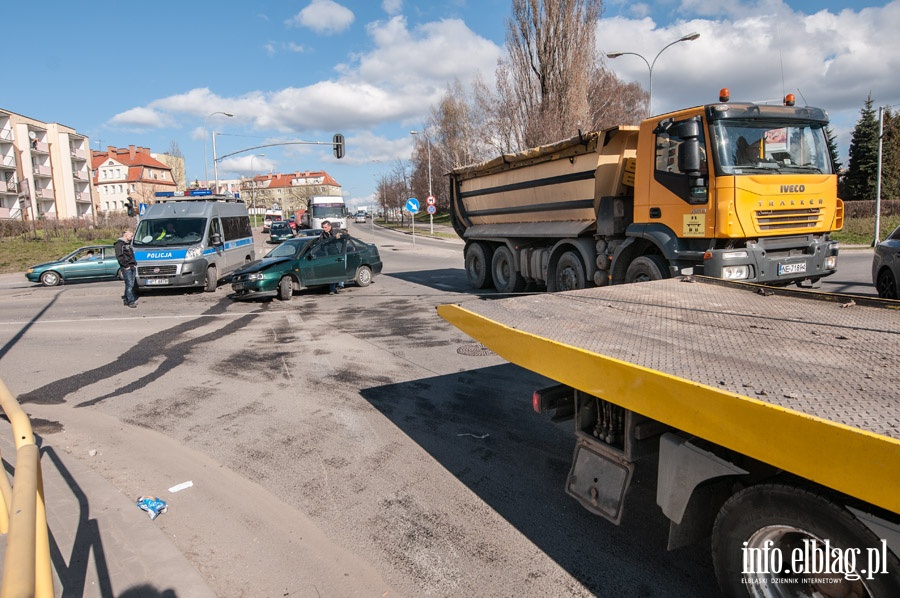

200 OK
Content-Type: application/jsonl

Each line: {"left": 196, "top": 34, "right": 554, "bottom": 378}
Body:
{"left": 145, "top": 278, "right": 169, "bottom": 286}
{"left": 778, "top": 262, "right": 806, "bottom": 276}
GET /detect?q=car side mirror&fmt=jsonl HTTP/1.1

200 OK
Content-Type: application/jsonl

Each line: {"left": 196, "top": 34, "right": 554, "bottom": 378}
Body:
{"left": 210, "top": 233, "right": 223, "bottom": 246}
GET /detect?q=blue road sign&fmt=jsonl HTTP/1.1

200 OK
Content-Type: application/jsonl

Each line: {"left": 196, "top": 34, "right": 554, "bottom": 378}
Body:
{"left": 406, "top": 197, "right": 420, "bottom": 213}
{"left": 426, "top": 205, "right": 436, "bottom": 215}
{"left": 139, "top": 203, "right": 147, "bottom": 216}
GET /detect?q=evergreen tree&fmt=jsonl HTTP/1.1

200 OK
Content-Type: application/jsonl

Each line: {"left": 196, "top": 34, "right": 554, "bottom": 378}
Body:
{"left": 825, "top": 125, "right": 842, "bottom": 174}
{"left": 881, "top": 108, "right": 900, "bottom": 201}
{"left": 842, "top": 95, "right": 880, "bottom": 201}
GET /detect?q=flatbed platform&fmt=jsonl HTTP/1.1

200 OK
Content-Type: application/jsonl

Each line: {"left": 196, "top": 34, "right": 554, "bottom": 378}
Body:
{"left": 438, "top": 278, "right": 900, "bottom": 513}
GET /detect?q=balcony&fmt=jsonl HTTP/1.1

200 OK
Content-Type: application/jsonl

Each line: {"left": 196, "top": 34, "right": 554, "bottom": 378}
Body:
{"left": 0, "top": 128, "right": 12, "bottom": 143}
{"left": 70, "top": 147, "right": 87, "bottom": 160}
{"left": 73, "top": 170, "right": 88, "bottom": 181}
{"left": 35, "top": 188, "right": 55, "bottom": 201}
{"left": 33, "top": 164, "right": 50, "bottom": 177}
{"left": 0, "top": 155, "right": 14, "bottom": 169}
{"left": 2, "top": 180, "right": 17, "bottom": 193}
{"left": 30, "top": 140, "right": 47, "bottom": 153}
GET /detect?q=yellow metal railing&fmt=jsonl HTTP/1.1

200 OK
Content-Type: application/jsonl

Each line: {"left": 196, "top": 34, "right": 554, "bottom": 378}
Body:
{"left": 0, "top": 377, "right": 54, "bottom": 598}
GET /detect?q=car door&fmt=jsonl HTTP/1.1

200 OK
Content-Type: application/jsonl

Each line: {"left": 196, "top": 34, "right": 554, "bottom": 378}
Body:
{"left": 65, "top": 248, "right": 106, "bottom": 281}
{"left": 301, "top": 237, "right": 347, "bottom": 286}
{"left": 99, "top": 247, "right": 121, "bottom": 277}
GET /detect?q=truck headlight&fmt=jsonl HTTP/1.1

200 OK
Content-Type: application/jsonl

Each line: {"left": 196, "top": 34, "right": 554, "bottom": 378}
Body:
{"left": 722, "top": 265, "right": 750, "bottom": 280}
{"left": 186, "top": 245, "right": 202, "bottom": 260}
{"left": 825, "top": 255, "right": 837, "bottom": 269}
{"left": 722, "top": 250, "right": 749, "bottom": 260}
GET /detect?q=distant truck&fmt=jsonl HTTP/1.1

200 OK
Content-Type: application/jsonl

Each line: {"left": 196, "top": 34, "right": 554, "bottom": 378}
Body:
{"left": 439, "top": 278, "right": 900, "bottom": 597}
{"left": 304, "top": 196, "right": 348, "bottom": 230}
{"left": 448, "top": 90, "right": 843, "bottom": 292}
{"left": 262, "top": 209, "right": 283, "bottom": 233}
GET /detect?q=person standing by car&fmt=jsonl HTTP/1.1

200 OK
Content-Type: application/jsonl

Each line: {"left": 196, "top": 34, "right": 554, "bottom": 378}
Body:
{"left": 115, "top": 229, "right": 138, "bottom": 308}
{"left": 318, "top": 221, "right": 344, "bottom": 294}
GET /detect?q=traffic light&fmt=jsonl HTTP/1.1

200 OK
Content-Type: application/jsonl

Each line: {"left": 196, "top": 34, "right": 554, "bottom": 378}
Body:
{"left": 125, "top": 196, "right": 135, "bottom": 217}
{"left": 333, "top": 133, "right": 345, "bottom": 159}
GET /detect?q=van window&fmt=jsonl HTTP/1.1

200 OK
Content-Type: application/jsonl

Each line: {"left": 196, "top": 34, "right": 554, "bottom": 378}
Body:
{"left": 222, "top": 215, "right": 252, "bottom": 241}
{"left": 134, "top": 218, "right": 206, "bottom": 247}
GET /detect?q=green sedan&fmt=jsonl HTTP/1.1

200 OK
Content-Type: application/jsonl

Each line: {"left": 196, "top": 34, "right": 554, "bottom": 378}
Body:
{"left": 230, "top": 234, "right": 383, "bottom": 301}
{"left": 26, "top": 245, "right": 121, "bottom": 287}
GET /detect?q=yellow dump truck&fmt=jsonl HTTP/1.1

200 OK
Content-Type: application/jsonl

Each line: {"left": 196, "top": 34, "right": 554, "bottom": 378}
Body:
{"left": 449, "top": 92, "right": 843, "bottom": 292}
{"left": 438, "top": 278, "right": 900, "bottom": 596}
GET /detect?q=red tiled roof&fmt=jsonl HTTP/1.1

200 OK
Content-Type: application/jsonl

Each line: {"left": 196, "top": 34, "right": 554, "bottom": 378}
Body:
{"left": 91, "top": 145, "right": 175, "bottom": 185}
{"left": 251, "top": 171, "right": 341, "bottom": 189}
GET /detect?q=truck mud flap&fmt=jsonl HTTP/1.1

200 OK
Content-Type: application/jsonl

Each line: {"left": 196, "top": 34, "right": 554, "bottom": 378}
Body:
{"left": 566, "top": 438, "right": 634, "bottom": 524}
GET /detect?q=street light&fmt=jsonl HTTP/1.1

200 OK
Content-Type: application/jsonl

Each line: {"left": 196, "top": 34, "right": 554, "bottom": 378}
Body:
{"left": 204, "top": 111, "right": 233, "bottom": 188}
{"left": 250, "top": 154, "right": 265, "bottom": 214}
{"left": 410, "top": 129, "right": 433, "bottom": 234}
{"left": 607, "top": 32, "right": 700, "bottom": 116}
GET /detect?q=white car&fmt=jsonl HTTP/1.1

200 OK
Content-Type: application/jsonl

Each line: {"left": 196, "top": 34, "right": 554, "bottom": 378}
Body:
{"left": 354, "top": 212, "right": 367, "bottom": 223}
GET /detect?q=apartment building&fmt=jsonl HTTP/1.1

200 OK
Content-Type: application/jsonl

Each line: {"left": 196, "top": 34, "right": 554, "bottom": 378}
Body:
{"left": 0, "top": 108, "right": 95, "bottom": 220}
{"left": 91, "top": 146, "right": 176, "bottom": 213}
{"left": 241, "top": 170, "right": 341, "bottom": 213}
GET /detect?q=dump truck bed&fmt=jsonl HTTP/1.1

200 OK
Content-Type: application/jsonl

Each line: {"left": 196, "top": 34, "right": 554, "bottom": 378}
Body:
{"left": 437, "top": 278, "right": 900, "bottom": 513}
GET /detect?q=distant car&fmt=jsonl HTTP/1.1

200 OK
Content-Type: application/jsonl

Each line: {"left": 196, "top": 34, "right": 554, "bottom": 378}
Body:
{"left": 268, "top": 221, "right": 295, "bottom": 244}
{"left": 873, "top": 224, "right": 900, "bottom": 299}
{"left": 231, "top": 234, "right": 383, "bottom": 301}
{"left": 354, "top": 212, "right": 367, "bottom": 223}
{"left": 26, "top": 245, "right": 121, "bottom": 287}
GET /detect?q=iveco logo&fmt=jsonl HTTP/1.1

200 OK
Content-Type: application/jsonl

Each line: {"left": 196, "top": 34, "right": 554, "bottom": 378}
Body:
{"left": 780, "top": 184, "right": 806, "bottom": 193}
{"left": 153, "top": 267, "right": 160, "bottom": 274}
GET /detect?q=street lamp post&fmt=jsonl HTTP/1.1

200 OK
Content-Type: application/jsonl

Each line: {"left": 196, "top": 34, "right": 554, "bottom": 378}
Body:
{"left": 410, "top": 129, "right": 433, "bottom": 234}
{"left": 204, "top": 111, "right": 233, "bottom": 189}
{"left": 607, "top": 32, "right": 700, "bottom": 116}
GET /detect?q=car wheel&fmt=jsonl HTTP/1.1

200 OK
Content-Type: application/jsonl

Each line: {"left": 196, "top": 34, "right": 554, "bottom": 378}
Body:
{"left": 204, "top": 266, "right": 218, "bottom": 292}
{"left": 355, "top": 265, "right": 373, "bottom": 287}
{"left": 40, "top": 271, "right": 62, "bottom": 287}
{"left": 278, "top": 276, "right": 293, "bottom": 301}
{"left": 876, "top": 267, "right": 898, "bottom": 299}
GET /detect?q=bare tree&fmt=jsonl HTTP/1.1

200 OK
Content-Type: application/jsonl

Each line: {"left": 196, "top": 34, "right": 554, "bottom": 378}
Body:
{"left": 166, "top": 140, "right": 186, "bottom": 188}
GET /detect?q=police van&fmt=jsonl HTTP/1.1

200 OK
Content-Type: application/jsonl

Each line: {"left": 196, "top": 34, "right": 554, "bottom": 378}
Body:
{"left": 133, "top": 191, "right": 255, "bottom": 292}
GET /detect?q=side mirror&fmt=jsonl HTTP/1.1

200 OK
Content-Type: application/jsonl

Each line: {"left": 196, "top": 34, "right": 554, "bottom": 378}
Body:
{"left": 210, "top": 233, "right": 223, "bottom": 246}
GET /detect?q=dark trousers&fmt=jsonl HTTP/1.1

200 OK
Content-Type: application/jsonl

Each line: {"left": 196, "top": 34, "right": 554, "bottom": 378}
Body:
{"left": 122, "top": 266, "right": 137, "bottom": 305}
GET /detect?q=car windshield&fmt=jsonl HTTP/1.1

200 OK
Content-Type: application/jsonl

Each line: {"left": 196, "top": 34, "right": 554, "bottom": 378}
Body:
{"left": 711, "top": 119, "right": 833, "bottom": 175}
{"left": 134, "top": 218, "right": 206, "bottom": 247}
{"left": 266, "top": 239, "right": 313, "bottom": 258}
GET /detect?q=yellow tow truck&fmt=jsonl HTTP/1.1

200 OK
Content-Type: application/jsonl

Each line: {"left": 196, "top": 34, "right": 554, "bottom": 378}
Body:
{"left": 438, "top": 277, "right": 900, "bottom": 597}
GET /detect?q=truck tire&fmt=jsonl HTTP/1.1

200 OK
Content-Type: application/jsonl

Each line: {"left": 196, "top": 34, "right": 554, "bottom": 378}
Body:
{"left": 465, "top": 242, "right": 494, "bottom": 290}
{"left": 624, "top": 255, "right": 668, "bottom": 283}
{"left": 712, "top": 483, "right": 900, "bottom": 598}
{"left": 278, "top": 276, "right": 293, "bottom": 301}
{"left": 492, "top": 246, "right": 526, "bottom": 293}
{"left": 204, "top": 266, "right": 218, "bottom": 292}
{"left": 554, "top": 251, "right": 586, "bottom": 292}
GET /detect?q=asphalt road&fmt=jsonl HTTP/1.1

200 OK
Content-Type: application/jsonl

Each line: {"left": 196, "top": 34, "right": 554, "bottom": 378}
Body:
{"left": 0, "top": 228, "right": 880, "bottom": 597}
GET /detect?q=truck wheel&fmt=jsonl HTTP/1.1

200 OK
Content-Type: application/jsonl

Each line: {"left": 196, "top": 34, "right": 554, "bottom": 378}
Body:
{"left": 554, "top": 251, "right": 586, "bottom": 292}
{"left": 875, "top": 268, "right": 898, "bottom": 299}
{"left": 624, "top": 255, "right": 668, "bottom": 283}
{"left": 492, "top": 246, "right": 526, "bottom": 293}
{"left": 712, "top": 483, "right": 900, "bottom": 598}
{"left": 354, "top": 265, "right": 373, "bottom": 287}
{"left": 465, "top": 242, "right": 494, "bottom": 290}
{"left": 204, "top": 266, "right": 218, "bottom": 292}
{"left": 40, "top": 271, "right": 62, "bottom": 287}
{"left": 278, "top": 276, "right": 293, "bottom": 301}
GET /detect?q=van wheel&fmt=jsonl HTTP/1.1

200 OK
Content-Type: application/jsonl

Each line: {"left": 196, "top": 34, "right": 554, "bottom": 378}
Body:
{"left": 624, "top": 255, "right": 668, "bottom": 283}
{"left": 492, "top": 246, "right": 526, "bottom": 293}
{"left": 278, "top": 276, "right": 293, "bottom": 301}
{"left": 465, "top": 242, "right": 494, "bottom": 290}
{"left": 712, "top": 484, "right": 900, "bottom": 598}
{"left": 355, "top": 266, "right": 373, "bottom": 287}
{"left": 204, "top": 266, "right": 218, "bottom": 292}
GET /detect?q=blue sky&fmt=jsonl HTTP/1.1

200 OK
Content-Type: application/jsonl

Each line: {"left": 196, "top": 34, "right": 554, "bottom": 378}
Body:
{"left": 6, "top": 0, "right": 900, "bottom": 209}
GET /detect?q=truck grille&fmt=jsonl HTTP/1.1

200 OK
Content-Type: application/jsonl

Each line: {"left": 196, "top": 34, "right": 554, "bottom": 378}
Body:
{"left": 137, "top": 265, "right": 177, "bottom": 277}
{"left": 755, "top": 208, "right": 821, "bottom": 230}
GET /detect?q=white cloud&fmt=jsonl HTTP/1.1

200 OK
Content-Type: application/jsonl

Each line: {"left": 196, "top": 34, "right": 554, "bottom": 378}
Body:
{"left": 597, "top": 2, "right": 900, "bottom": 159}
{"left": 287, "top": 0, "right": 355, "bottom": 35}
{"left": 108, "top": 107, "right": 175, "bottom": 130}
{"left": 382, "top": 0, "right": 403, "bottom": 15}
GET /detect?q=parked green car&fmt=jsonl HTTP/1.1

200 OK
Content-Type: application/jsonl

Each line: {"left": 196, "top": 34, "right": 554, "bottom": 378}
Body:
{"left": 230, "top": 234, "right": 383, "bottom": 301}
{"left": 26, "top": 245, "right": 121, "bottom": 287}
